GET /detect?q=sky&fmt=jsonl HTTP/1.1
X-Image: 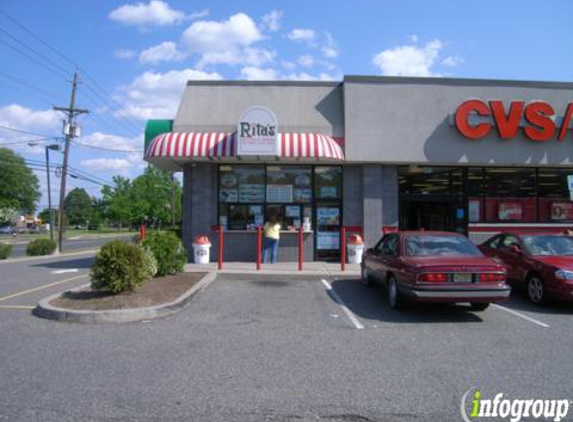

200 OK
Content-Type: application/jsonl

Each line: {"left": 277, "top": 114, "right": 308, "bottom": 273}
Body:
{"left": 0, "top": 0, "right": 572, "bottom": 212}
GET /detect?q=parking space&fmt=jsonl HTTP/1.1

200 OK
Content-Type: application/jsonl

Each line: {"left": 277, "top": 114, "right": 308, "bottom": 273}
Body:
{"left": 1, "top": 265, "right": 572, "bottom": 421}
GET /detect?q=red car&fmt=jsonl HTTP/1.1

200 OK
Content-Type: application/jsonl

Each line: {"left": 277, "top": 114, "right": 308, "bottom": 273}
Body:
{"left": 361, "top": 231, "right": 510, "bottom": 311}
{"left": 479, "top": 231, "right": 573, "bottom": 305}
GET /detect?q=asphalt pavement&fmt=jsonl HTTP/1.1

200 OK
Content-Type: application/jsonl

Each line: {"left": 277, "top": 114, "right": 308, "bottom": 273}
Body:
{"left": 0, "top": 257, "right": 572, "bottom": 421}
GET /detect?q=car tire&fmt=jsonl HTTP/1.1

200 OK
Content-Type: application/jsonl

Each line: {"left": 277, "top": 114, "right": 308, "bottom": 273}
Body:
{"left": 387, "top": 276, "right": 402, "bottom": 309}
{"left": 360, "top": 265, "right": 372, "bottom": 286}
{"left": 470, "top": 302, "right": 490, "bottom": 312}
{"left": 527, "top": 275, "right": 549, "bottom": 306}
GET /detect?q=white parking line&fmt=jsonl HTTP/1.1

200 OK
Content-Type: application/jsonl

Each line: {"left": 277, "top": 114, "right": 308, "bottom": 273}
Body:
{"left": 321, "top": 279, "right": 364, "bottom": 330}
{"left": 51, "top": 269, "right": 79, "bottom": 274}
{"left": 491, "top": 304, "right": 550, "bottom": 328}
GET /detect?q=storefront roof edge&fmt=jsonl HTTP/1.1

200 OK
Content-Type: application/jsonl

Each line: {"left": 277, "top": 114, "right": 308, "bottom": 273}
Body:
{"left": 343, "top": 75, "right": 573, "bottom": 90}
{"left": 185, "top": 80, "right": 342, "bottom": 87}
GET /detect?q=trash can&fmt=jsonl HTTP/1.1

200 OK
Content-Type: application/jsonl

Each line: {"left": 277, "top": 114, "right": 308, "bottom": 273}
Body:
{"left": 347, "top": 234, "right": 365, "bottom": 264}
{"left": 192, "top": 235, "right": 211, "bottom": 264}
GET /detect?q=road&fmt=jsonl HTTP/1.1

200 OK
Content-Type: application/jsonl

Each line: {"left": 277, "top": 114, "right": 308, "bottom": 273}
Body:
{"left": 0, "top": 256, "right": 572, "bottom": 421}
{"left": 2, "top": 233, "right": 134, "bottom": 258}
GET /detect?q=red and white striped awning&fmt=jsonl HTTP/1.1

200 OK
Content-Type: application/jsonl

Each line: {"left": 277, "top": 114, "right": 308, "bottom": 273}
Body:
{"left": 145, "top": 132, "right": 344, "bottom": 164}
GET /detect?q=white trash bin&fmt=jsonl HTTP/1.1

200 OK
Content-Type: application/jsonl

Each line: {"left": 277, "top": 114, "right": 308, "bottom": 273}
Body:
{"left": 193, "top": 235, "right": 211, "bottom": 264}
{"left": 347, "top": 235, "right": 365, "bottom": 264}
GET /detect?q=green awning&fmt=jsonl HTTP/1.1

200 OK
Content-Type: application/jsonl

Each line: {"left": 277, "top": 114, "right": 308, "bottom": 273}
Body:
{"left": 144, "top": 120, "right": 173, "bottom": 152}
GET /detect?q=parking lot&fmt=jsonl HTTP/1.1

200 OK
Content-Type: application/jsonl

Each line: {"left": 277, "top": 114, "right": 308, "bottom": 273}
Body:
{"left": 0, "top": 258, "right": 572, "bottom": 422}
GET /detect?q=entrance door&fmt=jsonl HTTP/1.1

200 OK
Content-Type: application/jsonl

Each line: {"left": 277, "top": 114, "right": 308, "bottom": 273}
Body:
{"left": 315, "top": 203, "right": 341, "bottom": 260}
{"left": 400, "top": 196, "right": 466, "bottom": 233}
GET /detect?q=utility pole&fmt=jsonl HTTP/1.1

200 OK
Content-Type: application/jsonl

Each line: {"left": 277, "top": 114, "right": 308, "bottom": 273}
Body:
{"left": 45, "top": 144, "right": 61, "bottom": 242}
{"left": 54, "top": 72, "right": 88, "bottom": 253}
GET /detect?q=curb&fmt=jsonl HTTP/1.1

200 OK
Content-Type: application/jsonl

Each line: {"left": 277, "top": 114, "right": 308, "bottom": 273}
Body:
{"left": 33, "top": 272, "right": 217, "bottom": 323}
{"left": 0, "top": 249, "right": 100, "bottom": 264}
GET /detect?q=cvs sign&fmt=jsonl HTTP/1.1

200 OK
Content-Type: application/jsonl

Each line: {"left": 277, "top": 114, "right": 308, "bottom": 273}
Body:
{"left": 455, "top": 100, "right": 573, "bottom": 142}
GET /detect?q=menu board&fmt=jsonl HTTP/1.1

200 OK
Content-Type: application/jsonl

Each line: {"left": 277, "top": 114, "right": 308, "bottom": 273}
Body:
{"left": 317, "top": 232, "right": 340, "bottom": 250}
{"left": 239, "top": 184, "right": 264, "bottom": 202}
{"left": 551, "top": 202, "right": 573, "bottom": 220}
{"left": 498, "top": 202, "right": 522, "bottom": 221}
{"left": 267, "top": 184, "right": 293, "bottom": 203}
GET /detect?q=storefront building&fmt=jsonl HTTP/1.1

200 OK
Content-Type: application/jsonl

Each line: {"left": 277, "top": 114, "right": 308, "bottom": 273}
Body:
{"left": 144, "top": 76, "right": 573, "bottom": 261}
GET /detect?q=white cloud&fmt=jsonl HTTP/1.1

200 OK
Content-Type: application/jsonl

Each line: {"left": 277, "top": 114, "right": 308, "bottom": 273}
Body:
{"left": 284, "top": 72, "right": 341, "bottom": 82}
{"left": 240, "top": 67, "right": 279, "bottom": 80}
{"left": 408, "top": 34, "right": 418, "bottom": 43}
{"left": 287, "top": 28, "right": 316, "bottom": 43}
{"left": 372, "top": 39, "right": 444, "bottom": 77}
{"left": 116, "top": 68, "right": 222, "bottom": 120}
{"left": 80, "top": 132, "right": 142, "bottom": 151}
{"left": 442, "top": 55, "right": 464, "bottom": 67}
{"left": 114, "top": 48, "right": 137, "bottom": 59}
{"left": 0, "top": 104, "right": 60, "bottom": 132}
{"left": 321, "top": 32, "right": 339, "bottom": 58}
{"left": 109, "top": 0, "right": 185, "bottom": 27}
{"left": 261, "top": 10, "right": 283, "bottom": 32}
{"left": 281, "top": 60, "right": 296, "bottom": 70}
{"left": 181, "top": 13, "right": 271, "bottom": 68}
{"left": 298, "top": 54, "right": 315, "bottom": 67}
{"left": 81, "top": 158, "right": 132, "bottom": 173}
{"left": 139, "top": 41, "right": 186, "bottom": 64}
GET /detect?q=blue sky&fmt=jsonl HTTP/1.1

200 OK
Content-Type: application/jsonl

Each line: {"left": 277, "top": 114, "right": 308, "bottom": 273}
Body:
{"left": 0, "top": 0, "right": 572, "bottom": 211}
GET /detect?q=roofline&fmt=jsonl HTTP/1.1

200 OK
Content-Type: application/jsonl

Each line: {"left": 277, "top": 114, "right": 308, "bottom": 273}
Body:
{"left": 343, "top": 75, "right": 573, "bottom": 90}
{"left": 186, "top": 80, "right": 342, "bottom": 88}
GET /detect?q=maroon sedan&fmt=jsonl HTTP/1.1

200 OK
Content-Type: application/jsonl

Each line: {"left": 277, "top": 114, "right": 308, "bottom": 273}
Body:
{"left": 479, "top": 232, "right": 573, "bottom": 305}
{"left": 361, "top": 231, "right": 510, "bottom": 311}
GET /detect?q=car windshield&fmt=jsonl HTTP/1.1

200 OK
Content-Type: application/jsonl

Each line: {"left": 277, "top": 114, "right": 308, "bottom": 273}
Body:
{"left": 521, "top": 235, "right": 573, "bottom": 256}
{"left": 405, "top": 235, "right": 482, "bottom": 256}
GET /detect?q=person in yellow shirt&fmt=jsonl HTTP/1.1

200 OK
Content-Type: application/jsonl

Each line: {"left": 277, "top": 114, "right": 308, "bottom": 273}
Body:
{"left": 262, "top": 215, "right": 281, "bottom": 263}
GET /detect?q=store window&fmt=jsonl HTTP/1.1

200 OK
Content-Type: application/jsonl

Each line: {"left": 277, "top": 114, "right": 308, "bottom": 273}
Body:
{"left": 483, "top": 168, "right": 536, "bottom": 223}
{"left": 315, "top": 166, "right": 342, "bottom": 199}
{"left": 538, "top": 169, "right": 573, "bottom": 222}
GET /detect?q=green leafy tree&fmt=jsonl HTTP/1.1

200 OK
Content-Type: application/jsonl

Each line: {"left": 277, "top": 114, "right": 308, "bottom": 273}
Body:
{"left": 101, "top": 176, "right": 133, "bottom": 229}
{"left": 65, "top": 188, "right": 93, "bottom": 228}
{"left": 0, "top": 148, "right": 40, "bottom": 213}
{"left": 37, "top": 208, "right": 60, "bottom": 227}
{"left": 0, "top": 207, "right": 18, "bottom": 226}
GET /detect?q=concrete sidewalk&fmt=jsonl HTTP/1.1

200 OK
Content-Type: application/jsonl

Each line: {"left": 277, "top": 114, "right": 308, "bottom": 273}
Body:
{"left": 185, "top": 261, "right": 360, "bottom": 276}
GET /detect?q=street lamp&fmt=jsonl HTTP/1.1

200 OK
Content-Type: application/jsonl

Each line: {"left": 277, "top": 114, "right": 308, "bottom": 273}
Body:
{"left": 45, "top": 144, "right": 61, "bottom": 242}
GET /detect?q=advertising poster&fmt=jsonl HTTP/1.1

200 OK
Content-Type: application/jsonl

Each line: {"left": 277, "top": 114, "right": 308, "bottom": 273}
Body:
{"left": 285, "top": 206, "right": 300, "bottom": 218}
{"left": 320, "top": 186, "right": 337, "bottom": 199}
{"left": 551, "top": 202, "right": 573, "bottom": 220}
{"left": 317, "top": 232, "right": 340, "bottom": 250}
{"left": 293, "top": 188, "right": 311, "bottom": 203}
{"left": 469, "top": 200, "right": 480, "bottom": 222}
{"left": 239, "top": 184, "right": 264, "bottom": 202}
{"left": 266, "top": 184, "right": 293, "bottom": 202}
{"left": 219, "top": 188, "right": 238, "bottom": 202}
{"left": 498, "top": 202, "right": 522, "bottom": 221}
{"left": 317, "top": 208, "right": 340, "bottom": 226}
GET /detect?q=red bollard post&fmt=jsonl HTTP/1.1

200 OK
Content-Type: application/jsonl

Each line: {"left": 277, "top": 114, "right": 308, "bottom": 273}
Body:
{"left": 140, "top": 225, "right": 146, "bottom": 242}
{"left": 256, "top": 225, "right": 262, "bottom": 271}
{"left": 218, "top": 225, "right": 223, "bottom": 270}
{"left": 298, "top": 226, "right": 303, "bottom": 271}
{"left": 341, "top": 226, "right": 346, "bottom": 272}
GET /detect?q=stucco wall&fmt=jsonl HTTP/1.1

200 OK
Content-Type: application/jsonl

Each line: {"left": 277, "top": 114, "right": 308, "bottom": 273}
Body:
{"left": 344, "top": 76, "right": 573, "bottom": 166}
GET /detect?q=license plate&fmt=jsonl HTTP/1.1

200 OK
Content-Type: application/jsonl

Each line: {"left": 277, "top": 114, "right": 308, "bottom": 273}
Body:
{"left": 453, "top": 273, "right": 472, "bottom": 283}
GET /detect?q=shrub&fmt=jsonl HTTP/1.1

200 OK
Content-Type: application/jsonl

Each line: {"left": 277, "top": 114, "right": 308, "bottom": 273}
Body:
{"left": 142, "top": 231, "right": 187, "bottom": 276}
{"left": 91, "top": 241, "right": 157, "bottom": 294}
{"left": 0, "top": 242, "right": 12, "bottom": 259}
{"left": 26, "top": 238, "right": 57, "bottom": 256}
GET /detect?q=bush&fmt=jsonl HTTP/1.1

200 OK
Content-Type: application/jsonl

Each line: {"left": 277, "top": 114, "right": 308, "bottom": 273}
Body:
{"left": 0, "top": 242, "right": 12, "bottom": 259}
{"left": 142, "top": 231, "right": 187, "bottom": 276}
{"left": 26, "top": 238, "right": 57, "bottom": 256}
{"left": 91, "top": 241, "right": 157, "bottom": 294}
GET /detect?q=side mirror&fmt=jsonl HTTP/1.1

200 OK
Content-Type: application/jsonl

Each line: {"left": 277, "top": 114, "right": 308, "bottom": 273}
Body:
{"left": 508, "top": 244, "right": 522, "bottom": 255}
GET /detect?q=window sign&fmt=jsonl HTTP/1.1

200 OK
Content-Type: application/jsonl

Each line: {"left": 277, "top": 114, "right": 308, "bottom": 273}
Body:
{"left": 239, "top": 184, "right": 264, "bottom": 202}
{"left": 469, "top": 200, "right": 480, "bottom": 222}
{"left": 551, "top": 202, "right": 573, "bottom": 220}
{"left": 317, "top": 207, "right": 340, "bottom": 225}
{"left": 285, "top": 205, "right": 300, "bottom": 218}
{"left": 320, "top": 186, "right": 337, "bottom": 198}
{"left": 236, "top": 106, "right": 278, "bottom": 155}
{"left": 220, "top": 188, "right": 238, "bottom": 202}
{"left": 499, "top": 202, "right": 522, "bottom": 221}
{"left": 294, "top": 188, "right": 311, "bottom": 203}
{"left": 317, "top": 232, "right": 339, "bottom": 250}
{"left": 267, "top": 184, "right": 293, "bottom": 203}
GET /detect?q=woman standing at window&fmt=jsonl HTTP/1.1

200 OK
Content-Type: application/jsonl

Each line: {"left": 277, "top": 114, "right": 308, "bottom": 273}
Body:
{"left": 262, "top": 215, "right": 281, "bottom": 263}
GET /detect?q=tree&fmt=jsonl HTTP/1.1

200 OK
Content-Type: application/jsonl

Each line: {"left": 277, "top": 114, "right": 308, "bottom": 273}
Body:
{"left": 101, "top": 176, "right": 132, "bottom": 229}
{"left": 0, "top": 148, "right": 40, "bottom": 213}
{"left": 37, "top": 208, "right": 60, "bottom": 227}
{"left": 65, "top": 188, "right": 93, "bottom": 228}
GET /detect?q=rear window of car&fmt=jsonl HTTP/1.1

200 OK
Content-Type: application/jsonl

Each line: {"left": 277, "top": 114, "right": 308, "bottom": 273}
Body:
{"left": 405, "top": 235, "right": 482, "bottom": 256}
{"left": 522, "top": 235, "right": 573, "bottom": 256}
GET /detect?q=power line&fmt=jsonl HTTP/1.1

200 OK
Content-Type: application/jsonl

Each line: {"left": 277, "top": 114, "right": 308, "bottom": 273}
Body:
{"left": 0, "top": 136, "right": 56, "bottom": 145}
{"left": 0, "top": 71, "right": 67, "bottom": 103}
{"left": 71, "top": 139, "right": 143, "bottom": 153}
{"left": 0, "top": 124, "right": 60, "bottom": 138}
{"left": 0, "top": 38, "right": 69, "bottom": 80}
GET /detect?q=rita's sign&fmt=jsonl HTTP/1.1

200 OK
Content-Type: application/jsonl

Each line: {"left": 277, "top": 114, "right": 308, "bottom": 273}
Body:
{"left": 455, "top": 100, "right": 573, "bottom": 142}
{"left": 236, "top": 106, "right": 278, "bottom": 155}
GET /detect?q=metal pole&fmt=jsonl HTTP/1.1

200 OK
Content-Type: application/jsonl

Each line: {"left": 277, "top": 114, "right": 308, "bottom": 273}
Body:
{"left": 171, "top": 172, "right": 175, "bottom": 229}
{"left": 45, "top": 146, "right": 54, "bottom": 242}
{"left": 218, "top": 225, "right": 223, "bottom": 270}
{"left": 298, "top": 226, "right": 303, "bottom": 271}
{"left": 256, "top": 225, "right": 262, "bottom": 271}
{"left": 341, "top": 226, "right": 346, "bottom": 272}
